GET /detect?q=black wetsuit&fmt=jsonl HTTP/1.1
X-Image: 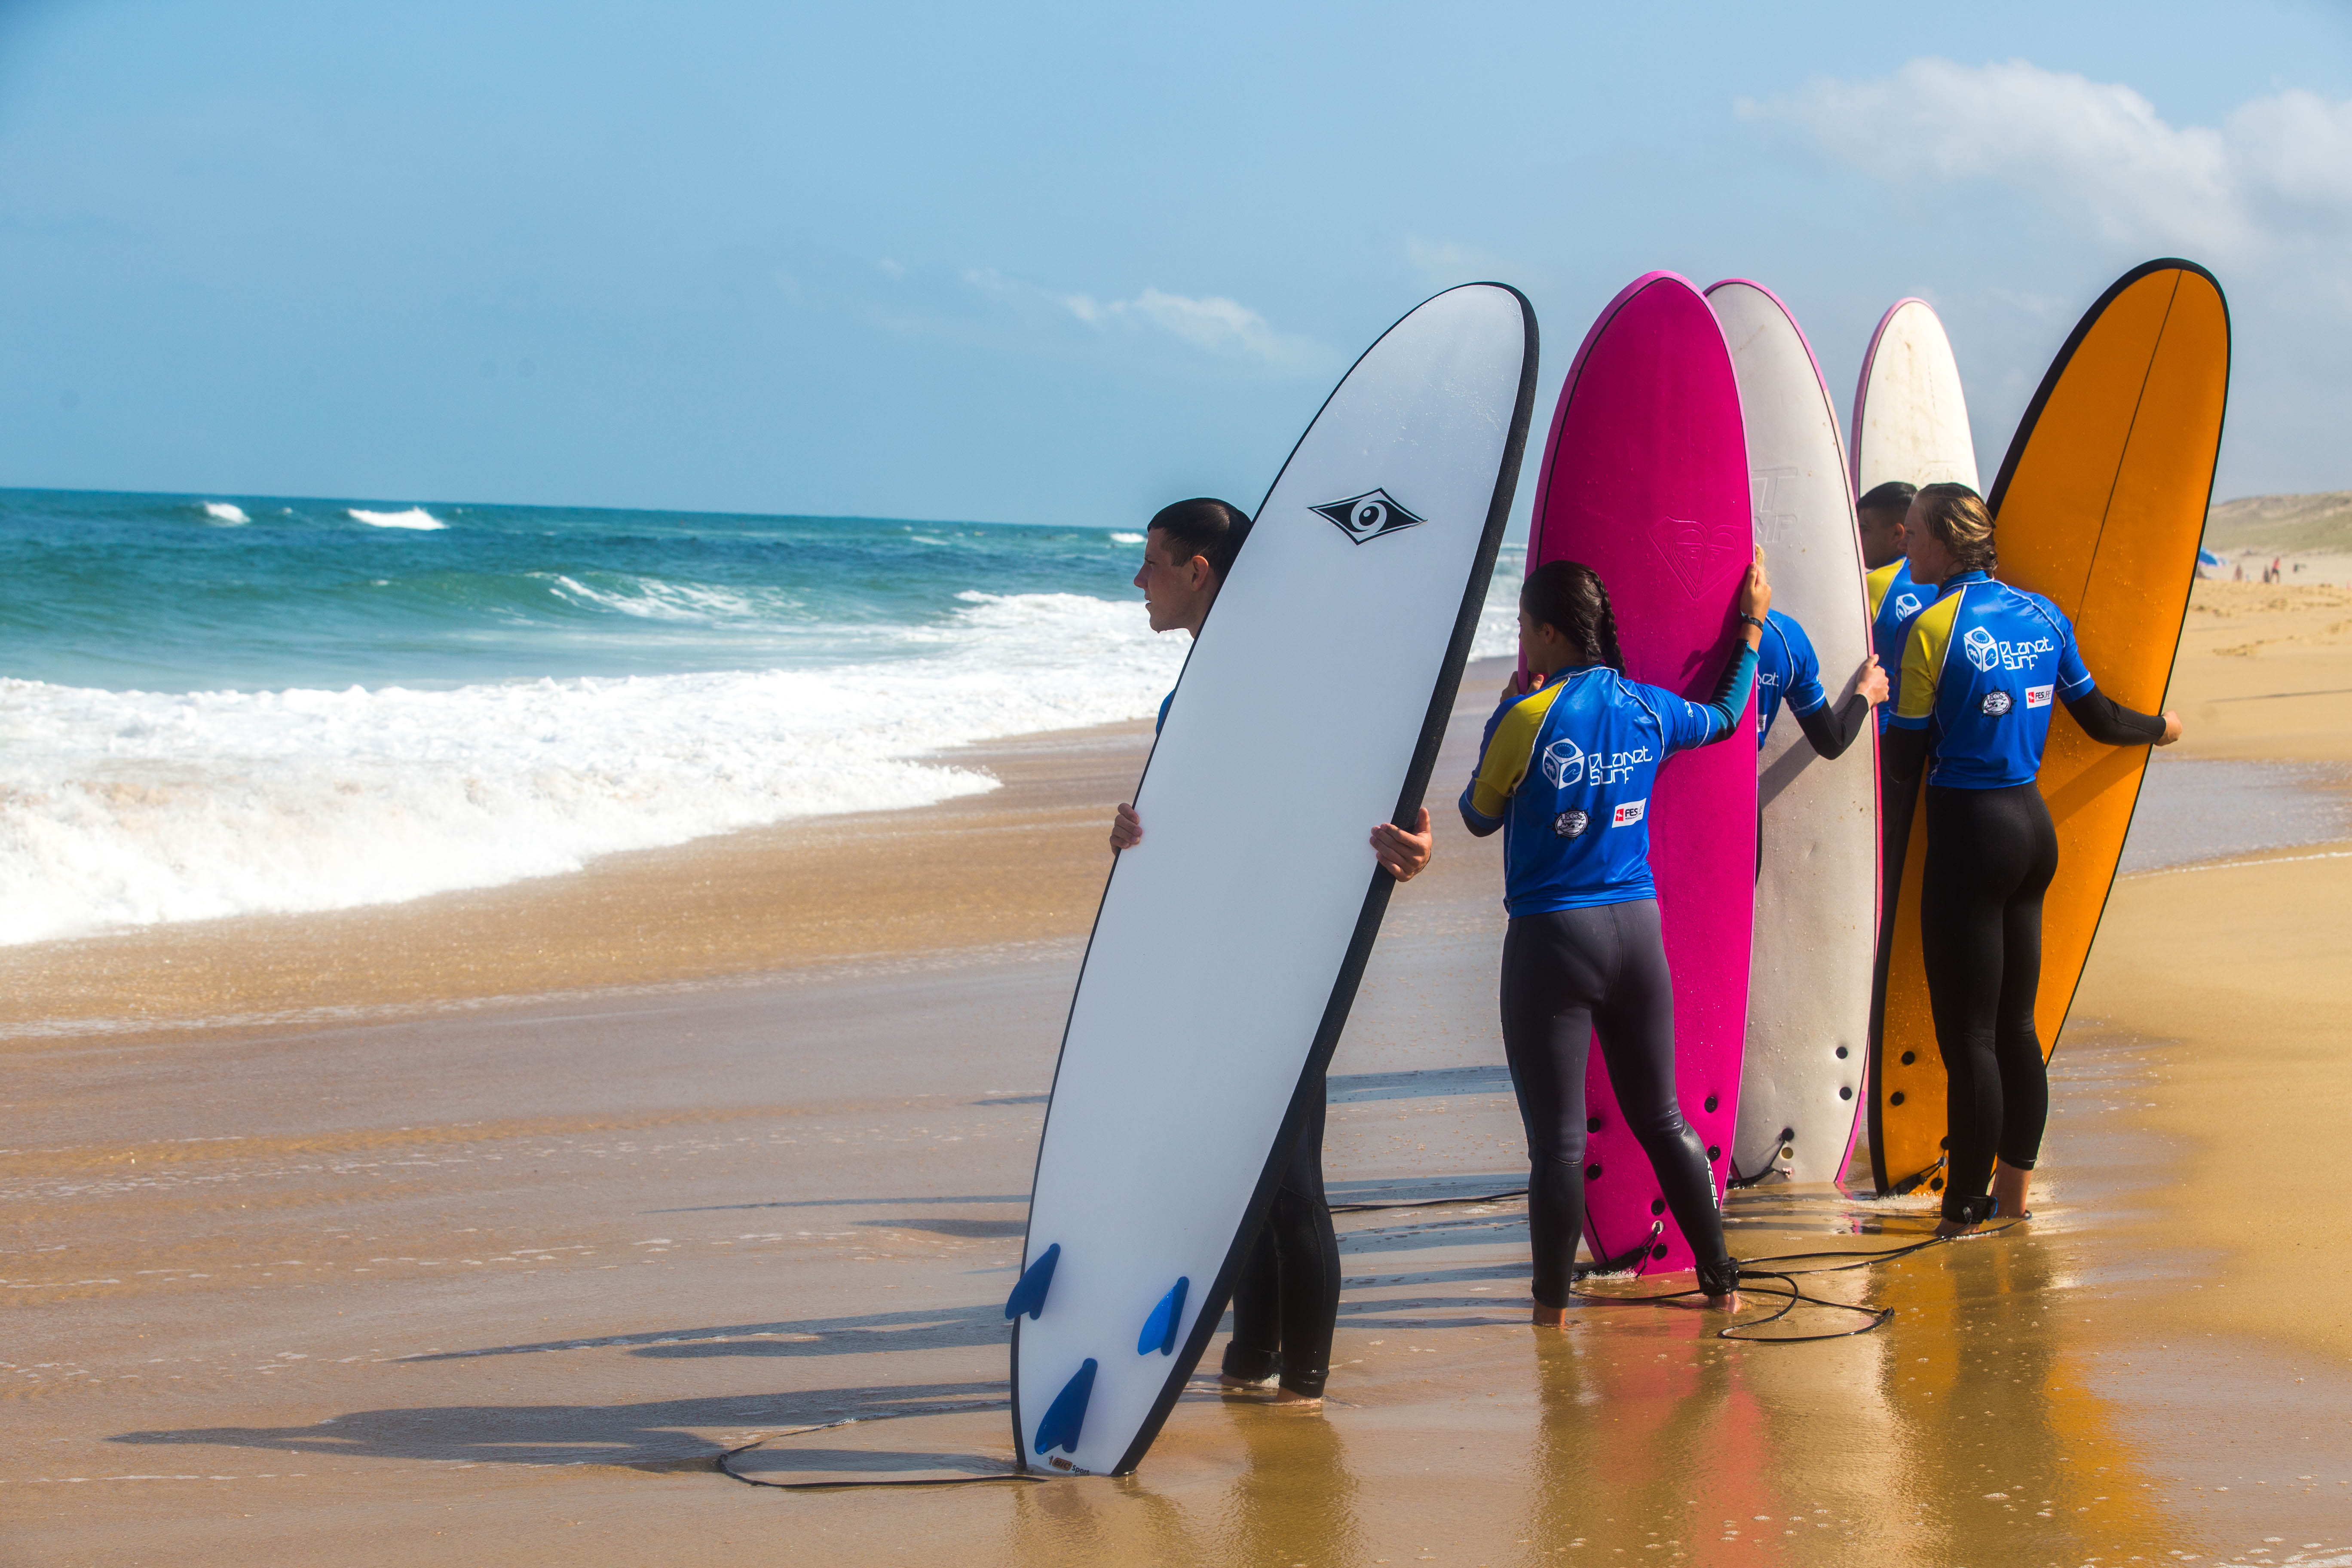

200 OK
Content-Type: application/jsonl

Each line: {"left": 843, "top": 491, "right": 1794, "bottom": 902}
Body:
{"left": 1497, "top": 901, "right": 1730, "bottom": 1303}
{"left": 1460, "top": 643, "right": 1759, "bottom": 1303}
{"left": 1219, "top": 1086, "right": 1340, "bottom": 1397}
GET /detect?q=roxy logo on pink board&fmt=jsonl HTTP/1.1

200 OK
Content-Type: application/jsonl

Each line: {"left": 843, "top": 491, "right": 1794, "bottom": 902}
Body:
{"left": 1649, "top": 514, "right": 1746, "bottom": 599}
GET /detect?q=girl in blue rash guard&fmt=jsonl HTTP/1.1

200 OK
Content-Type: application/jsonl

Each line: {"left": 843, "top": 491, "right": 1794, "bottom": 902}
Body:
{"left": 1754, "top": 607, "right": 1885, "bottom": 757}
{"left": 1459, "top": 556, "right": 1770, "bottom": 1318}
{"left": 1884, "top": 484, "right": 2181, "bottom": 1235}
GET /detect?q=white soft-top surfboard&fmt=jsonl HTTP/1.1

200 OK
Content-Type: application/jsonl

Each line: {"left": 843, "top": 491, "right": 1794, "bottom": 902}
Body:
{"left": 1009, "top": 284, "right": 1537, "bottom": 1477}
{"left": 1852, "top": 298, "right": 1978, "bottom": 495}
{"left": 1706, "top": 279, "right": 1877, "bottom": 1186}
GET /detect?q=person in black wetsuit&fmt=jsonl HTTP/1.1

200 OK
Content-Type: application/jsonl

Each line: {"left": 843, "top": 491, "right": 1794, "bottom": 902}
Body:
{"left": 1882, "top": 484, "right": 2181, "bottom": 1234}
{"left": 1108, "top": 496, "right": 1432, "bottom": 1409}
{"left": 1458, "top": 555, "right": 1773, "bottom": 1317}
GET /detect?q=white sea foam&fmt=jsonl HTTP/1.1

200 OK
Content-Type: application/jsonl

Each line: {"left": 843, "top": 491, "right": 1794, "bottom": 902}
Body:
{"left": 1467, "top": 543, "right": 1525, "bottom": 661}
{"left": 542, "top": 574, "right": 796, "bottom": 625}
{"left": 0, "top": 591, "right": 1186, "bottom": 946}
{"left": 348, "top": 506, "right": 446, "bottom": 531}
{"left": 0, "top": 559, "right": 1525, "bottom": 947}
{"left": 200, "top": 502, "right": 249, "bottom": 525}
{"left": 1109, "top": 532, "right": 1145, "bottom": 544}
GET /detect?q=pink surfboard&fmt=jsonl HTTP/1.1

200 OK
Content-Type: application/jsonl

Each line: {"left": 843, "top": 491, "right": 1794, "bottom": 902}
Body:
{"left": 1525, "top": 272, "right": 1755, "bottom": 1276}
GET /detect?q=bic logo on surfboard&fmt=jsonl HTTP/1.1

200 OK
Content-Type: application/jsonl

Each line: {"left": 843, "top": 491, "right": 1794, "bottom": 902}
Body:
{"left": 1313, "top": 489, "right": 1426, "bottom": 545}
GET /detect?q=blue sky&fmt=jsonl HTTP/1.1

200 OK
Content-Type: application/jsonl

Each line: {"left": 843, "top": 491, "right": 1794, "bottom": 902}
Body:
{"left": 0, "top": 0, "right": 2345, "bottom": 527}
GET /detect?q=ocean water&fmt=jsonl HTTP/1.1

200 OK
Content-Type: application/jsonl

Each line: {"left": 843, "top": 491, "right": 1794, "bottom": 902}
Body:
{"left": 0, "top": 489, "right": 1523, "bottom": 946}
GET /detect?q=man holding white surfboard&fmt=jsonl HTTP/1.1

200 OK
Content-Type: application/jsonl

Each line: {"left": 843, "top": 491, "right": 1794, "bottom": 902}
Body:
{"left": 1108, "top": 496, "right": 1432, "bottom": 1410}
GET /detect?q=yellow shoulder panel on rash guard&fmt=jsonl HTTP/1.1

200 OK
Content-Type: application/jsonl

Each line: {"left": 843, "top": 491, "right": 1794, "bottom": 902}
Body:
{"left": 1897, "top": 591, "right": 1963, "bottom": 723}
{"left": 1467, "top": 681, "right": 1568, "bottom": 819}
{"left": 1866, "top": 560, "right": 1903, "bottom": 619}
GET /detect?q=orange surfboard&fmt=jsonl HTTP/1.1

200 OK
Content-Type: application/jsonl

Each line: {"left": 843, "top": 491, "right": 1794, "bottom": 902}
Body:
{"left": 1868, "top": 260, "right": 2231, "bottom": 1195}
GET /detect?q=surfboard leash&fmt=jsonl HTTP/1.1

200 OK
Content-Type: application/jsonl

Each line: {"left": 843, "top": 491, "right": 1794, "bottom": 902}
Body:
{"left": 1331, "top": 1182, "right": 2024, "bottom": 1341}
{"left": 1565, "top": 1218, "right": 2027, "bottom": 1342}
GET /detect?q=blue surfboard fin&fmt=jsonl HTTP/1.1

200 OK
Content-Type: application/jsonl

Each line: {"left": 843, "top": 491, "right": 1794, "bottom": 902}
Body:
{"left": 1136, "top": 1276, "right": 1188, "bottom": 1356}
{"left": 1032, "top": 1358, "right": 1097, "bottom": 1457}
{"left": 1004, "top": 1243, "right": 1059, "bottom": 1322}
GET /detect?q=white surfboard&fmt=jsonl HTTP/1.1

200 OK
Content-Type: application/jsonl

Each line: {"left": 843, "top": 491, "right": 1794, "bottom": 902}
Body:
{"left": 1706, "top": 280, "right": 1878, "bottom": 1186}
{"left": 1009, "top": 284, "right": 1537, "bottom": 1477}
{"left": 1851, "top": 298, "right": 1979, "bottom": 495}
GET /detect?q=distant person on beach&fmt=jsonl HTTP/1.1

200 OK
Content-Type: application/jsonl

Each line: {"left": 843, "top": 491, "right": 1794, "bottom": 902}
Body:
{"left": 1109, "top": 496, "right": 1432, "bottom": 1411}
{"left": 1857, "top": 481, "right": 1938, "bottom": 730}
{"left": 1883, "top": 484, "right": 2182, "bottom": 1236}
{"left": 1458, "top": 555, "right": 1772, "bottom": 1319}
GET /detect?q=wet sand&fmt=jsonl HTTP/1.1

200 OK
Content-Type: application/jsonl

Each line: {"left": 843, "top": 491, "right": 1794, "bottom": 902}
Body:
{"left": 9, "top": 611, "right": 2352, "bottom": 1566}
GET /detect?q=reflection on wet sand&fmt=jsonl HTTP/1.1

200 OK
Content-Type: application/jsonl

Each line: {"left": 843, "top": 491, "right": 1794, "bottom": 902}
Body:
{"left": 1864, "top": 1210, "right": 2177, "bottom": 1557}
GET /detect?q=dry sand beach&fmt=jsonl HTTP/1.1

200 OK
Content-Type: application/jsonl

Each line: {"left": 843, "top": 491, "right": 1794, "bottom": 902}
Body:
{"left": 8, "top": 590, "right": 2352, "bottom": 1565}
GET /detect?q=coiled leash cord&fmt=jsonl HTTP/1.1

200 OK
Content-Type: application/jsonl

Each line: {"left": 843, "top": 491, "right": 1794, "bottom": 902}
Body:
{"left": 1329, "top": 1181, "right": 2024, "bottom": 1344}
{"left": 1568, "top": 1216, "right": 2027, "bottom": 1343}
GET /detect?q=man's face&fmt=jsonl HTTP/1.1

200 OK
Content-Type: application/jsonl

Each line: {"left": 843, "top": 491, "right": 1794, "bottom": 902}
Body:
{"left": 1133, "top": 529, "right": 1216, "bottom": 634}
{"left": 1857, "top": 506, "right": 1907, "bottom": 571}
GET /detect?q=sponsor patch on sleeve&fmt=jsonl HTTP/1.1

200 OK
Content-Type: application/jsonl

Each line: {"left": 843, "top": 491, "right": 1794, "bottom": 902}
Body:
{"left": 1612, "top": 799, "right": 1647, "bottom": 828}
{"left": 2024, "top": 684, "right": 2054, "bottom": 709}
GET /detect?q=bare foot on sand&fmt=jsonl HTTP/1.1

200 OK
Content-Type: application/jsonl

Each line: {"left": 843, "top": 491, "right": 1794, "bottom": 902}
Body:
{"left": 1532, "top": 1302, "right": 1567, "bottom": 1327}
{"left": 1268, "top": 1387, "right": 1323, "bottom": 1411}
{"left": 1992, "top": 1164, "right": 2033, "bottom": 1221}
{"left": 1218, "top": 1373, "right": 1274, "bottom": 1395}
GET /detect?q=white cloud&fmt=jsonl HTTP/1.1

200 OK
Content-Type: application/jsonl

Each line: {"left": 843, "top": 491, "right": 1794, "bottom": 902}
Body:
{"left": 964, "top": 269, "right": 1320, "bottom": 370}
{"left": 1741, "top": 59, "right": 2352, "bottom": 261}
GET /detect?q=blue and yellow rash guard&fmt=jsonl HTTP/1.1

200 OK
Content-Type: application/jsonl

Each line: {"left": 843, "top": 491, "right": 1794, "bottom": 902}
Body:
{"left": 1867, "top": 559, "right": 1939, "bottom": 724}
{"left": 1458, "top": 647, "right": 1757, "bottom": 916}
{"left": 1890, "top": 571, "right": 2096, "bottom": 790}
{"left": 1754, "top": 609, "right": 1826, "bottom": 749}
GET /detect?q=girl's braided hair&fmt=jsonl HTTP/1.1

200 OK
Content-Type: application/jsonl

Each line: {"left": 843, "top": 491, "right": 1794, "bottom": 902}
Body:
{"left": 1520, "top": 559, "right": 1625, "bottom": 674}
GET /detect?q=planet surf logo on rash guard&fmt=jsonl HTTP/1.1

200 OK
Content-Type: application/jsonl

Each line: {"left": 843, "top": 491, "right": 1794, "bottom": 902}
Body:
{"left": 1592, "top": 744, "right": 1652, "bottom": 786}
{"left": 1540, "top": 736, "right": 1586, "bottom": 787}
{"left": 1313, "top": 489, "right": 1425, "bottom": 545}
{"left": 1961, "top": 624, "right": 2057, "bottom": 674}
{"left": 1894, "top": 591, "right": 1924, "bottom": 619}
